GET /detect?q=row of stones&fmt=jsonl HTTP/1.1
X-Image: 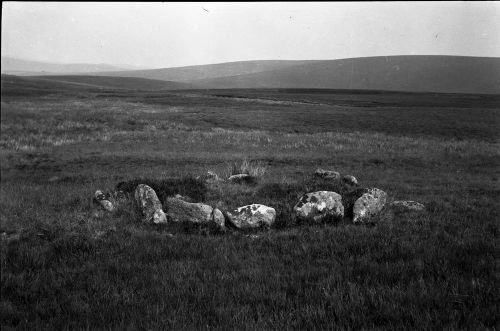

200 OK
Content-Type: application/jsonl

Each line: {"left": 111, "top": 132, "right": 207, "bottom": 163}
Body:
{"left": 95, "top": 184, "right": 274, "bottom": 230}
{"left": 95, "top": 176, "right": 425, "bottom": 231}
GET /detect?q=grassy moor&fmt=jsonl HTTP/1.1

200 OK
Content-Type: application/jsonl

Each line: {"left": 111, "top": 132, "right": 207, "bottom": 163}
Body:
{"left": 1, "top": 75, "right": 499, "bottom": 329}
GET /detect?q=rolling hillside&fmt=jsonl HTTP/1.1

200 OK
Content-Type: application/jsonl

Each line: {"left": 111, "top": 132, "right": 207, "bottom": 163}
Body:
{"left": 92, "top": 56, "right": 500, "bottom": 94}
{"left": 189, "top": 56, "right": 500, "bottom": 94}
{"left": 93, "top": 60, "right": 315, "bottom": 82}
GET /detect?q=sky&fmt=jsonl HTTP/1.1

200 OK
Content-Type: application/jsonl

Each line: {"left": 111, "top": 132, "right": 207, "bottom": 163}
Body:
{"left": 2, "top": 2, "right": 500, "bottom": 69}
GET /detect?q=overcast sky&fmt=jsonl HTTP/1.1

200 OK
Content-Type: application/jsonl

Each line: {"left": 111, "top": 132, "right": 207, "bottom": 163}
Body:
{"left": 2, "top": 2, "right": 500, "bottom": 69}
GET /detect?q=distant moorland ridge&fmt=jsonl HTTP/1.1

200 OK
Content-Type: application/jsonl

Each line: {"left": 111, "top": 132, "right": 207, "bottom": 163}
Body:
{"left": 3, "top": 55, "right": 500, "bottom": 94}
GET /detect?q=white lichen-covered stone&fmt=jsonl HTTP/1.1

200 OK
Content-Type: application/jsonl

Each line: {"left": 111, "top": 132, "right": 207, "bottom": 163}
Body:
{"left": 294, "top": 191, "right": 344, "bottom": 222}
{"left": 353, "top": 188, "right": 387, "bottom": 224}
{"left": 94, "top": 190, "right": 114, "bottom": 212}
{"left": 134, "top": 184, "right": 167, "bottom": 224}
{"left": 226, "top": 204, "right": 276, "bottom": 229}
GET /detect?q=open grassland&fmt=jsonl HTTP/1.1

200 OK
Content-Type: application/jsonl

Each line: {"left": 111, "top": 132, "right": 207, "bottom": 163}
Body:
{"left": 1, "top": 83, "right": 499, "bottom": 329}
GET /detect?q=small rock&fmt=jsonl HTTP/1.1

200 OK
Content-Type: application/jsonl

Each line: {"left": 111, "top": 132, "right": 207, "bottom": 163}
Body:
{"left": 379, "top": 200, "right": 426, "bottom": 222}
{"left": 48, "top": 176, "right": 60, "bottom": 182}
{"left": 342, "top": 175, "right": 358, "bottom": 186}
{"left": 197, "top": 171, "right": 220, "bottom": 183}
{"left": 212, "top": 208, "right": 226, "bottom": 228}
{"left": 389, "top": 200, "right": 425, "bottom": 213}
{"left": 134, "top": 184, "right": 167, "bottom": 224}
{"left": 226, "top": 204, "right": 276, "bottom": 229}
{"left": 99, "top": 200, "right": 114, "bottom": 212}
{"left": 314, "top": 168, "right": 340, "bottom": 180}
{"left": 228, "top": 173, "right": 256, "bottom": 184}
{"left": 1, "top": 232, "right": 20, "bottom": 242}
{"left": 166, "top": 197, "right": 225, "bottom": 229}
{"left": 205, "top": 171, "right": 220, "bottom": 182}
{"left": 94, "top": 190, "right": 107, "bottom": 201}
{"left": 94, "top": 190, "right": 114, "bottom": 212}
{"left": 353, "top": 188, "right": 387, "bottom": 224}
{"left": 173, "top": 194, "right": 193, "bottom": 202}
{"left": 93, "top": 230, "right": 107, "bottom": 239}
{"left": 294, "top": 191, "right": 344, "bottom": 223}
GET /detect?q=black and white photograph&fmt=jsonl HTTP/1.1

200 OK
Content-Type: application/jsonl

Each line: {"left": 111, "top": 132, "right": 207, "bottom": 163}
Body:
{"left": 1, "top": 1, "right": 499, "bottom": 329}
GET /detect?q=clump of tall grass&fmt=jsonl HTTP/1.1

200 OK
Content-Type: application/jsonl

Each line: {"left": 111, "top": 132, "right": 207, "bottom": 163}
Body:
{"left": 224, "top": 159, "right": 267, "bottom": 178}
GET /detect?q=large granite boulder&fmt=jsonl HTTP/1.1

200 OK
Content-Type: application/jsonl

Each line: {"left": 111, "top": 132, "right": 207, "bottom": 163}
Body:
{"left": 226, "top": 204, "right": 276, "bottom": 229}
{"left": 314, "top": 168, "right": 340, "bottom": 180}
{"left": 352, "top": 188, "right": 387, "bottom": 224}
{"left": 166, "top": 197, "right": 225, "bottom": 228}
{"left": 134, "top": 184, "right": 167, "bottom": 224}
{"left": 94, "top": 190, "right": 114, "bottom": 212}
{"left": 294, "top": 191, "right": 344, "bottom": 223}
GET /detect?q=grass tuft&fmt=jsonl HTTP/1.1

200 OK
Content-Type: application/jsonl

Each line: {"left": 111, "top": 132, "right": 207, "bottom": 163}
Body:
{"left": 225, "top": 159, "right": 267, "bottom": 178}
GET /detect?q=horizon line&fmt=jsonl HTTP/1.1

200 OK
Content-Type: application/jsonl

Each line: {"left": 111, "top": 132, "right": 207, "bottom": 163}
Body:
{"left": 2, "top": 54, "right": 499, "bottom": 72}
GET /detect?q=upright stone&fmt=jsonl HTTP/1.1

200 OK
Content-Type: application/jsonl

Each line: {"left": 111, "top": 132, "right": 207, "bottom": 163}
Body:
{"left": 134, "top": 184, "right": 167, "bottom": 224}
{"left": 352, "top": 188, "right": 387, "bottom": 224}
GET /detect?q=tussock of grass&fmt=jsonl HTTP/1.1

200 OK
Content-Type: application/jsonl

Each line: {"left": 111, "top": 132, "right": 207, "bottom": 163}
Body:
{"left": 224, "top": 158, "right": 267, "bottom": 178}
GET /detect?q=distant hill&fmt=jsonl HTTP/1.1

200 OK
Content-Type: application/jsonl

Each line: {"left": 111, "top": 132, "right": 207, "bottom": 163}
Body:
{"left": 0, "top": 74, "right": 194, "bottom": 96}
{"left": 188, "top": 56, "right": 500, "bottom": 94}
{"left": 1, "top": 57, "right": 137, "bottom": 75}
{"left": 91, "top": 56, "right": 500, "bottom": 94}
{"left": 92, "top": 60, "right": 315, "bottom": 82}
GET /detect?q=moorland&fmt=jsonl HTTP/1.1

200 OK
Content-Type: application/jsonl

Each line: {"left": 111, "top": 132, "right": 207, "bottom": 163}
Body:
{"left": 1, "top": 74, "right": 499, "bottom": 329}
